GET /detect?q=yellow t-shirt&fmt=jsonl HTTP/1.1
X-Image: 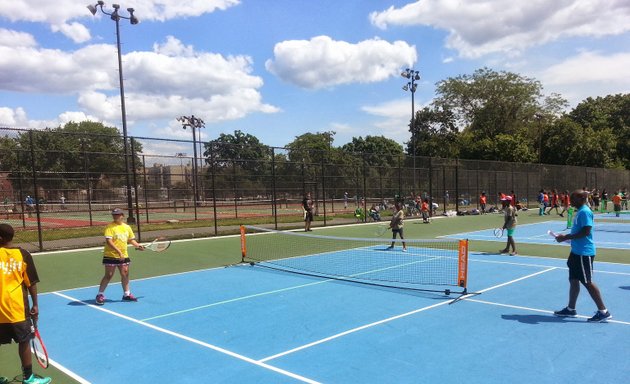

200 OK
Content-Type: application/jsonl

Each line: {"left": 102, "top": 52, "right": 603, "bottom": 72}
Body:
{"left": 1, "top": 247, "right": 39, "bottom": 323}
{"left": 103, "top": 222, "right": 135, "bottom": 258}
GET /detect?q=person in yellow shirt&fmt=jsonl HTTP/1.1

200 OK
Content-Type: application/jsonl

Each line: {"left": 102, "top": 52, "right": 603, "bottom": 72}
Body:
{"left": 95, "top": 208, "right": 144, "bottom": 305}
{"left": 0, "top": 224, "right": 51, "bottom": 384}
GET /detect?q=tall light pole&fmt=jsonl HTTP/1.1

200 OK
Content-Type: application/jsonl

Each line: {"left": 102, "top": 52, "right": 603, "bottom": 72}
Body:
{"left": 401, "top": 68, "right": 420, "bottom": 193}
{"left": 88, "top": 1, "right": 139, "bottom": 223}
{"left": 177, "top": 115, "right": 205, "bottom": 209}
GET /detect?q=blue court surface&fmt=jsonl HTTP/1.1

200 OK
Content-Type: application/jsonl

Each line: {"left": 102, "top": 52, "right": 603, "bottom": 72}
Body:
{"left": 447, "top": 220, "right": 630, "bottom": 250}
{"left": 596, "top": 212, "right": 630, "bottom": 220}
{"left": 36, "top": 250, "right": 629, "bottom": 383}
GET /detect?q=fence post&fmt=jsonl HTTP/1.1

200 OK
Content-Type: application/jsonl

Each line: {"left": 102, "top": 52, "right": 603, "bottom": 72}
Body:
{"left": 28, "top": 131, "right": 44, "bottom": 251}
{"left": 131, "top": 137, "right": 142, "bottom": 239}
{"left": 272, "top": 147, "right": 278, "bottom": 230}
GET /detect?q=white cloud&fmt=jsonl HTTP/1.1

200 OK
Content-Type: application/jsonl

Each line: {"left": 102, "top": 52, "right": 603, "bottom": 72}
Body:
{"left": 0, "top": 106, "right": 103, "bottom": 130}
{"left": 265, "top": 36, "right": 417, "bottom": 89}
{"left": 0, "top": 28, "right": 37, "bottom": 47}
{"left": 370, "top": 0, "right": 630, "bottom": 58}
{"left": 537, "top": 50, "right": 630, "bottom": 105}
{"left": 0, "top": 1, "right": 241, "bottom": 42}
{"left": 359, "top": 98, "right": 420, "bottom": 144}
{"left": 0, "top": 35, "right": 278, "bottom": 126}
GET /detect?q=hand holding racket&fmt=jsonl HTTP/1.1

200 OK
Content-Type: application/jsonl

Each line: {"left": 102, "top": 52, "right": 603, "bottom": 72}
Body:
{"left": 140, "top": 237, "right": 171, "bottom": 252}
{"left": 493, "top": 227, "right": 504, "bottom": 238}
{"left": 548, "top": 230, "right": 569, "bottom": 242}
{"left": 30, "top": 318, "right": 49, "bottom": 369}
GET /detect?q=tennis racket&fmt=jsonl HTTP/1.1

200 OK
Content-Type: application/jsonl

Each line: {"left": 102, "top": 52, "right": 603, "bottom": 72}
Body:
{"left": 548, "top": 230, "right": 570, "bottom": 242}
{"left": 30, "top": 318, "right": 49, "bottom": 369}
{"left": 374, "top": 225, "right": 389, "bottom": 237}
{"left": 143, "top": 237, "right": 171, "bottom": 252}
{"left": 493, "top": 228, "right": 504, "bottom": 238}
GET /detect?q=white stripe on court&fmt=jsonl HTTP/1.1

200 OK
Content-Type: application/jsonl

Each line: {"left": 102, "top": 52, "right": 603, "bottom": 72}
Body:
{"left": 52, "top": 291, "right": 321, "bottom": 384}
{"left": 47, "top": 356, "right": 91, "bottom": 384}
{"left": 467, "top": 298, "right": 630, "bottom": 325}
{"left": 258, "top": 267, "right": 558, "bottom": 363}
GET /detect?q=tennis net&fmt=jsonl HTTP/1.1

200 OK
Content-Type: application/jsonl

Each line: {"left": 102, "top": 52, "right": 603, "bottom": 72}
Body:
{"left": 240, "top": 225, "right": 470, "bottom": 296}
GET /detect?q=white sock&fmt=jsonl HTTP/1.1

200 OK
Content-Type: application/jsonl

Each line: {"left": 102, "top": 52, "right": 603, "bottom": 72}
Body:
{"left": 599, "top": 309, "right": 608, "bottom": 314}
{"left": 124, "top": 291, "right": 130, "bottom": 296}
{"left": 567, "top": 307, "right": 575, "bottom": 311}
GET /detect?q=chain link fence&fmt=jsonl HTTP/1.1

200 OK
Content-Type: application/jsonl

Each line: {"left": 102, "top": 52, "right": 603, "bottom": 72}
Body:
{"left": 1, "top": 127, "right": 628, "bottom": 251}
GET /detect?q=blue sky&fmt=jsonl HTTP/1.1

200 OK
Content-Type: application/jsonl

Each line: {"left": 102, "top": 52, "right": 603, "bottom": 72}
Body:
{"left": 1, "top": 0, "right": 629, "bottom": 156}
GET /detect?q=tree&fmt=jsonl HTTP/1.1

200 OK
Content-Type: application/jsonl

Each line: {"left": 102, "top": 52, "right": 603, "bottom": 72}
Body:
{"left": 568, "top": 94, "right": 630, "bottom": 168}
{"left": 204, "top": 130, "right": 271, "bottom": 198}
{"left": 541, "top": 116, "right": 619, "bottom": 168}
{"left": 431, "top": 67, "right": 565, "bottom": 162}
{"left": 5, "top": 122, "right": 142, "bottom": 197}
{"left": 285, "top": 131, "right": 335, "bottom": 165}
{"left": 411, "top": 107, "right": 460, "bottom": 158}
{"left": 341, "top": 135, "right": 403, "bottom": 167}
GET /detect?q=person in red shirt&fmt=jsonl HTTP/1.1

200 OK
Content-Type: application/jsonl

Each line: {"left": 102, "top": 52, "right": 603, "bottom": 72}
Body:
{"left": 510, "top": 191, "right": 517, "bottom": 207}
{"left": 421, "top": 199, "right": 430, "bottom": 223}
{"left": 479, "top": 192, "right": 487, "bottom": 214}
{"left": 547, "top": 189, "right": 560, "bottom": 215}
{"left": 543, "top": 191, "right": 550, "bottom": 215}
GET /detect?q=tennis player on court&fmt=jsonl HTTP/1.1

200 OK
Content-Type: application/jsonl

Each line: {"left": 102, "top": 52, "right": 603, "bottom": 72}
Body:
{"left": 302, "top": 192, "right": 314, "bottom": 231}
{"left": 95, "top": 208, "right": 144, "bottom": 305}
{"left": 386, "top": 202, "right": 407, "bottom": 251}
{"left": 0, "top": 224, "right": 52, "bottom": 384}
{"left": 553, "top": 190, "right": 612, "bottom": 322}
{"left": 499, "top": 196, "right": 517, "bottom": 255}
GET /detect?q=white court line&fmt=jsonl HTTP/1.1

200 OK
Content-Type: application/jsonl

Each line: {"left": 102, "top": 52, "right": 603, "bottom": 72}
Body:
{"left": 258, "top": 267, "right": 558, "bottom": 363}
{"left": 467, "top": 298, "right": 630, "bottom": 325}
{"left": 47, "top": 356, "right": 91, "bottom": 384}
{"left": 52, "top": 291, "right": 321, "bottom": 384}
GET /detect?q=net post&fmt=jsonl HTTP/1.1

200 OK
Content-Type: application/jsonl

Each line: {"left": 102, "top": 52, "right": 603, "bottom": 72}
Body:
{"left": 457, "top": 239, "right": 468, "bottom": 288}
{"left": 240, "top": 225, "right": 247, "bottom": 262}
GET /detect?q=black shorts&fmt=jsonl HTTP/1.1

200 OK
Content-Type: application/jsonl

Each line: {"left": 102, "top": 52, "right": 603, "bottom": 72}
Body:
{"left": 392, "top": 228, "right": 404, "bottom": 238}
{"left": 567, "top": 252, "right": 594, "bottom": 284}
{"left": 0, "top": 320, "right": 33, "bottom": 344}
{"left": 102, "top": 257, "right": 131, "bottom": 266}
{"left": 304, "top": 211, "right": 313, "bottom": 221}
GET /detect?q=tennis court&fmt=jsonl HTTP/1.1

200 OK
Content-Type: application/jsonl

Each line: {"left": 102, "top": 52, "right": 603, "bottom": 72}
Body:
{"left": 448, "top": 220, "right": 630, "bottom": 250}
{"left": 6, "top": 225, "right": 629, "bottom": 384}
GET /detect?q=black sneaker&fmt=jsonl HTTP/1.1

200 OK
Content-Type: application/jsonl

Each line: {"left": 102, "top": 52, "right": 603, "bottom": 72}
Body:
{"left": 122, "top": 294, "right": 138, "bottom": 302}
{"left": 587, "top": 311, "right": 612, "bottom": 322}
{"left": 553, "top": 307, "right": 577, "bottom": 317}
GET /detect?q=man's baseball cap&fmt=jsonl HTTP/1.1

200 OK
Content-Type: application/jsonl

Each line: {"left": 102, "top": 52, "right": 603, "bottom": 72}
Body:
{"left": 111, "top": 208, "right": 124, "bottom": 215}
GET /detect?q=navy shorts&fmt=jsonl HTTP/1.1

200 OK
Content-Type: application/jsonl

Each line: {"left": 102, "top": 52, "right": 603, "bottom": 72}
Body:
{"left": 567, "top": 252, "right": 594, "bottom": 284}
{"left": 0, "top": 320, "right": 33, "bottom": 344}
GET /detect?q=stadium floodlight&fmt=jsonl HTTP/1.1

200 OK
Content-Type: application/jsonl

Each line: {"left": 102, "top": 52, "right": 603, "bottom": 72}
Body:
{"left": 87, "top": 1, "right": 139, "bottom": 223}
{"left": 177, "top": 116, "right": 206, "bottom": 220}
{"left": 401, "top": 68, "right": 421, "bottom": 193}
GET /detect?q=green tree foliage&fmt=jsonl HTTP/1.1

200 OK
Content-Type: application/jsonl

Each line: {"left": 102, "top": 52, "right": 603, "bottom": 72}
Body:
{"left": 205, "top": 130, "right": 270, "bottom": 170}
{"left": 412, "top": 107, "right": 459, "bottom": 158}
{"left": 285, "top": 131, "right": 335, "bottom": 165}
{"left": 341, "top": 135, "right": 403, "bottom": 167}
{"left": 6, "top": 121, "right": 141, "bottom": 193}
{"left": 434, "top": 67, "right": 543, "bottom": 137}
{"left": 567, "top": 94, "right": 630, "bottom": 168}
{"left": 541, "top": 116, "right": 620, "bottom": 168}
{"left": 204, "top": 130, "right": 272, "bottom": 197}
